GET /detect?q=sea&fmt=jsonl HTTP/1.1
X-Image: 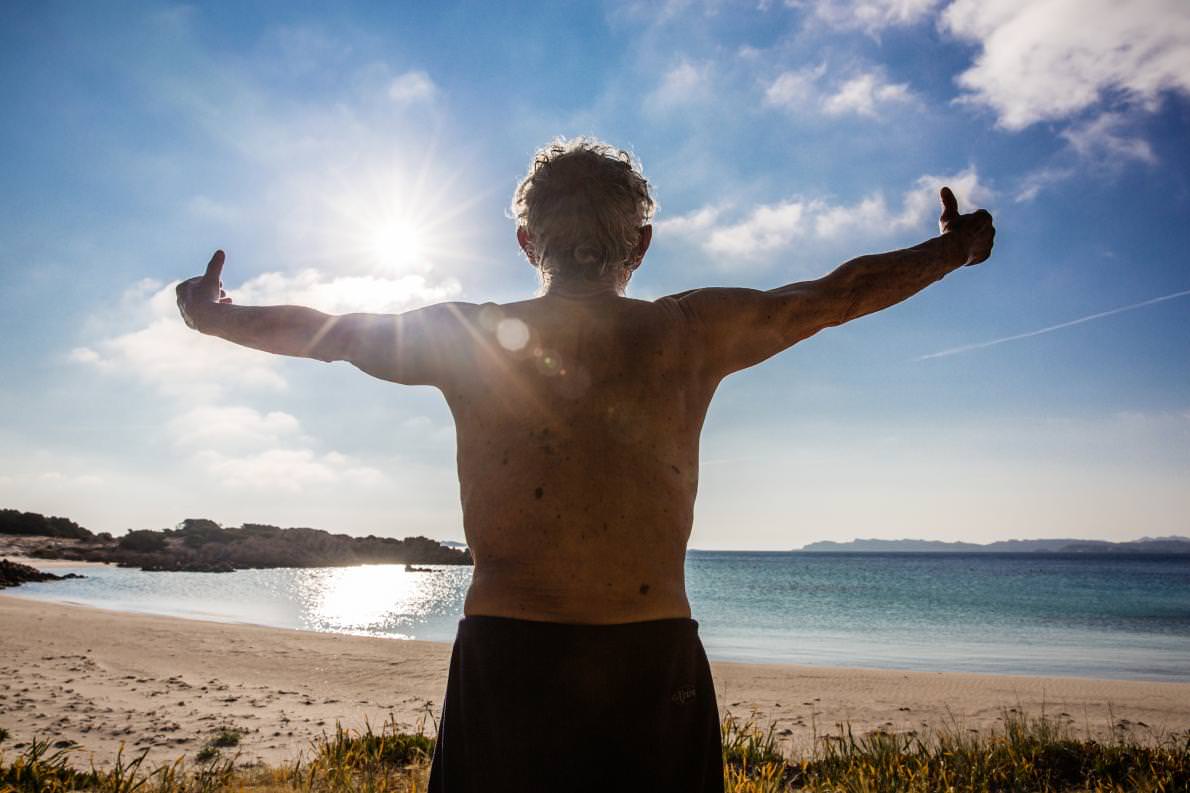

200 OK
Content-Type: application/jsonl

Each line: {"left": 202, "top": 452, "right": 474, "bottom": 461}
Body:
{"left": 7, "top": 551, "right": 1189, "bottom": 681}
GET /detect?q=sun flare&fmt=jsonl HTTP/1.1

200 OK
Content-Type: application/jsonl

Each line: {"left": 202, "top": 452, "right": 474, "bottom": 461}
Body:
{"left": 368, "top": 217, "right": 428, "bottom": 272}
{"left": 294, "top": 151, "right": 485, "bottom": 285}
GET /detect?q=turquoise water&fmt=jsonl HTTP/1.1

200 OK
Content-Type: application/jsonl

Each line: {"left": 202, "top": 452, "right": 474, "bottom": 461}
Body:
{"left": 7, "top": 552, "right": 1189, "bottom": 681}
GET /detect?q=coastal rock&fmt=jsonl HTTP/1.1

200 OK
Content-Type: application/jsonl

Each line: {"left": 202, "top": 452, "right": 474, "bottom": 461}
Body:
{"left": 0, "top": 558, "right": 85, "bottom": 589}
{"left": 9, "top": 513, "right": 473, "bottom": 572}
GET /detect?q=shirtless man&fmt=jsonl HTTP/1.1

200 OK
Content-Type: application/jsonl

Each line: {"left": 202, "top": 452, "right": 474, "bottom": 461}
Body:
{"left": 176, "top": 138, "right": 994, "bottom": 792}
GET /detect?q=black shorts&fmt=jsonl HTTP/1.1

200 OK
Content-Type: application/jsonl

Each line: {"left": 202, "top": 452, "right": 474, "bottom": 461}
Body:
{"left": 428, "top": 616, "right": 723, "bottom": 793}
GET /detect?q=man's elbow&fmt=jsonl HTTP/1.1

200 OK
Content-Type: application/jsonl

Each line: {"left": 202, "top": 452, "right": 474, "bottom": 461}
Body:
{"left": 302, "top": 313, "right": 361, "bottom": 362}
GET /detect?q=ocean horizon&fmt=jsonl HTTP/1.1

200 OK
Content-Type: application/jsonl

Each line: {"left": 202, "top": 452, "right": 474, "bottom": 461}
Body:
{"left": 8, "top": 550, "right": 1189, "bottom": 682}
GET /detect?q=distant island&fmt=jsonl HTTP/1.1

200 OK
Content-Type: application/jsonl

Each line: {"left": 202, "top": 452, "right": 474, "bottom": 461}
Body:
{"left": 1, "top": 508, "right": 471, "bottom": 572}
{"left": 796, "top": 536, "right": 1190, "bottom": 554}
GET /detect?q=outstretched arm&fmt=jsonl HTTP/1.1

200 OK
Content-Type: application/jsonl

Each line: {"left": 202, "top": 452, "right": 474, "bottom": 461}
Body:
{"left": 176, "top": 251, "right": 473, "bottom": 387}
{"left": 665, "top": 187, "right": 995, "bottom": 377}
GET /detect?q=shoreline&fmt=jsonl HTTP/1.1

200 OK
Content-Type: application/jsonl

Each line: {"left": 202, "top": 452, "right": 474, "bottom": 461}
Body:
{"left": 7, "top": 586, "right": 1185, "bottom": 685}
{"left": 2, "top": 596, "right": 1189, "bottom": 768}
{"left": 1, "top": 554, "right": 115, "bottom": 569}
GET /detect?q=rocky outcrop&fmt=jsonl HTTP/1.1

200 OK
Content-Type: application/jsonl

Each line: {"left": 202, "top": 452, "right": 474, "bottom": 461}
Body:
{"left": 0, "top": 558, "right": 85, "bottom": 589}
{"left": 18, "top": 516, "right": 472, "bottom": 572}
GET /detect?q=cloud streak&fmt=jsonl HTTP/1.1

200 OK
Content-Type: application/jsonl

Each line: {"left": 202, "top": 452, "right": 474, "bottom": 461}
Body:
{"left": 915, "top": 288, "right": 1190, "bottom": 360}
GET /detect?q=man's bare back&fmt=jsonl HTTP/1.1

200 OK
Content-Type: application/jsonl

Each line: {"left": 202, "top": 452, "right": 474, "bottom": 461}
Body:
{"left": 449, "top": 294, "right": 709, "bottom": 623}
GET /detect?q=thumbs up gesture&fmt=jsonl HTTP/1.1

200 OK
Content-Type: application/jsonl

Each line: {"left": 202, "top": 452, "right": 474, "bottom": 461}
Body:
{"left": 176, "top": 250, "right": 233, "bottom": 330}
{"left": 939, "top": 187, "right": 995, "bottom": 266}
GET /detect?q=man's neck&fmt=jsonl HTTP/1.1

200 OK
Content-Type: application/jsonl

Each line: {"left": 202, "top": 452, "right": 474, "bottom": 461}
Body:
{"left": 542, "top": 276, "right": 624, "bottom": 300}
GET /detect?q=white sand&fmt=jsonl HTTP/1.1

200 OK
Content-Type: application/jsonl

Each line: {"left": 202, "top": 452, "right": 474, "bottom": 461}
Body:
{"left": 1, "top": 595, "right": 1187, "bottom": 767}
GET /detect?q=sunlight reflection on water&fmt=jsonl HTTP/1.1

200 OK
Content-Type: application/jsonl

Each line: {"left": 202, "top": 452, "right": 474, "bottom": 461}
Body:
{"left": 9, "top": 553, "right": 1189, "bottom": 679}
{"left": 295, "top": 565, "right": 469, "bottom": 638}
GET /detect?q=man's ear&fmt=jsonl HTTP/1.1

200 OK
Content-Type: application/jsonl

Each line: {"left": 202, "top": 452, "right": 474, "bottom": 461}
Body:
{"left": 628, "top": 225, "right": 652, "bottom": 271}
{"left": 516, "top": 227, "right": 538, "bottom": 265}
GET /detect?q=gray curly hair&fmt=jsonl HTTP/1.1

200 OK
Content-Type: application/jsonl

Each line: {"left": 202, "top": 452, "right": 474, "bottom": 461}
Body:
{"left": 512, "top": 138, "right": 655, "bottom": 289}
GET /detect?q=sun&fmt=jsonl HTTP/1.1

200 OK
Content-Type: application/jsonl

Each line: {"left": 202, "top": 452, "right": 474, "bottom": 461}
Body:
{"left": 286, "top": 147, "right": 486, "bottom": 284}
{"left": 368, "top": 217, "right": 428, "bottom": 272}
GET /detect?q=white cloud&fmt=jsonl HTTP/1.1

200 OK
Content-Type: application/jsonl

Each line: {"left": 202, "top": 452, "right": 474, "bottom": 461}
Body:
{"left": 943, "top": 0, "right": 1190, "bottom": 130}
{"left": 387, "top": 70, "right": 436, "bottom": 104}
{"left": 169, "top": 405, "right": 303, "bottom": 451}
{"left": 35, "top": 471, "right": 104, "bottom": 487}
{"left": 232, "top": 269, "right": 462, "bottom": 315}
{"left": 1009, "top": 112, "right": 1155, "bottom": 202}
{"left": 69, "top": 347, "right": 100, "bottom": 364}
{"left": 822, "top": 72, "right": 912, "bottom": 116}
{"left": 764, "top": 65, "right": 826, "bottom": 107}
{"left": 74, "top": 282, "right": 286, "bottom": 401}
{"left": 185, "top": 195, "right": 240, "bottom": 223}
{"left": 400, "top": 415, "right": 456, "bottom": 446}
{"left": 792, "top": 0, "right": 942, "bottom": 32}
{"left": 707, "top": 200, "right": 813, "bottom": 258}
{"left": 1013, "top": 166, "right": 1076, "bottom": 203}
{"left": 891, "top": 167, "right": 989, "bottom": 234}
{"left": 166, "top": 404, "right": 389, "bottom": 492}
{"left": 195, "top": 448, "right": 385, "bottom": 492}
{"left": 649, "top": 60, "right": 712, "bottom": 108}
{"left": 662, "top": 167, "right": 990, "bottom": 264}
{"left": 765, "top": 66, "right": 912, "bottom": 118}
{"left": 1060, "top": 112, "right": 1157, "bottom": 165}
{"left": 654, "top": 205, "right": 723, "bottom": 236}
{"left": 812, "top": 195, "right": 896, "bottom": 238}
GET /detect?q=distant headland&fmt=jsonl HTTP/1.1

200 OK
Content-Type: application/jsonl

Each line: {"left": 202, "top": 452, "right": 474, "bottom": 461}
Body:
{"left": 0, "top": 507, "right": 471, "bottom": 573}
{"left": 795, "top": 536, "right": 1190, "bottom": 554}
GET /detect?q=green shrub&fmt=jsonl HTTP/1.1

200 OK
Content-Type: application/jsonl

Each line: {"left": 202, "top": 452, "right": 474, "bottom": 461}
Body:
{"left": 117, "top": 530, "right": 167, "bottom": 553}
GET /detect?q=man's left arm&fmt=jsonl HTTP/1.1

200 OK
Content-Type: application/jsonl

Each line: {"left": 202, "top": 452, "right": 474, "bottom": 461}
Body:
{"left": 666, "top": 187, "right": 995, "bottom": 378}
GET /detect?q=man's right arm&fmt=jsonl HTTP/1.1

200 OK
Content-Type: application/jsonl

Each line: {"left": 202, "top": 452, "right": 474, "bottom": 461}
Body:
{"left": 663, "top": 187, "right": 995, "bottom": 378}
{"left": 177, "top": 251, "right": 475, "bottom": 387}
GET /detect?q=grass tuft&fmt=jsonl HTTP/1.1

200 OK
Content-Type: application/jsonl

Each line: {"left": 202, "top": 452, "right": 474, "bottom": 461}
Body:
{"left": 0, "top": 710, "right": 1186, "bottom": 792}
{"left": 780, "top": 709, "right": 1190, "bottom": 792}
{"left": 208, "top": 728, "right": 242, "bottom": 749}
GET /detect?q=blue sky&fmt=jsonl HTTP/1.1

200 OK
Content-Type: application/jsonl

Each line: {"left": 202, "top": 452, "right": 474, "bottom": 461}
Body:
{"left": 1, "top": 1, "right": 1187, "bottom": 549}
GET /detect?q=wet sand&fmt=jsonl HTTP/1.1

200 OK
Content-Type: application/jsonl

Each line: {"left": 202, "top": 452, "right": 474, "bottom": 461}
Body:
{"left": 2, "top": 595, "right": 1188, "bottom": 767}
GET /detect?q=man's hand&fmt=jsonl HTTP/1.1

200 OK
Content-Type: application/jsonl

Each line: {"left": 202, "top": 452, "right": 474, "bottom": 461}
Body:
{"left": 176, "top": 250, "right": 233, "bottom": 331}
{"left": 939, "top": 186, "right": 995, "bottom": 266}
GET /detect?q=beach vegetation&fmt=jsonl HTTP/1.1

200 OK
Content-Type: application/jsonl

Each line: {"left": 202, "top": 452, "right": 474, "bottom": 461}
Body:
{"left": 1, "top": 711, "right": 1186, "bottom": 792}
{"left": 193, "top": 745, "right": 220, "bottom": 764}
{"left": 0, "top": 737, "right": 234, "bottom": 793}
{"left": 193, "top": 727, "right": 245, "bottom": 763}
{"left": 118, "top": 530, "right": 168, "bottom": 553}
{"left": 0, "top": 508, "right": 93, "bottom": 540}
{"left": 208, "top": 729, "right": 242, "bottom": 749}
{"left": 722, "top": 709, "right": 1190, "bottom": 792}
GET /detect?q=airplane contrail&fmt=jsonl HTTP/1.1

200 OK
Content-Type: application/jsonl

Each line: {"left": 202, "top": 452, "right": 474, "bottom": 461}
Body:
{"left": 914, "top": 288, "right": 1190, "bottom": 361}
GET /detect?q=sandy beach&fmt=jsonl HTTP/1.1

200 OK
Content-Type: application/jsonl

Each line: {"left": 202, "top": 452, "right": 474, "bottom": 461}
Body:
{"left": 2, "top": 594, "right": 1188, "bottom": 768}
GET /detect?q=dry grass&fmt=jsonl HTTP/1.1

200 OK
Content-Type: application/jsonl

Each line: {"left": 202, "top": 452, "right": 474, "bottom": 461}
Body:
{"left": 2, "top": 710, "right": 1187, "bottom": 793}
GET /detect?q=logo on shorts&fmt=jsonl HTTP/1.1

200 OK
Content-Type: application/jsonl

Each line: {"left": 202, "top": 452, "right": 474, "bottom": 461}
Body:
{"left": 671, "top": 685, "right": 696, "bottom": 705}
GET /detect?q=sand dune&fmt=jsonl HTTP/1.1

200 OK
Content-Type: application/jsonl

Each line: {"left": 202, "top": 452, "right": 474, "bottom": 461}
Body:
{"left": 1, "top": 596, "right": 1187, "bottom": 767}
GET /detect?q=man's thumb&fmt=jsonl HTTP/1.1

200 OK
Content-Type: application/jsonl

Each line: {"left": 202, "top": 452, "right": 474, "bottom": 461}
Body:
{"left": 203, "top": 250, "right": 225, "bottom": 284}
{"left": 939, "top": 186, "right": 959, "bottom": 223}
